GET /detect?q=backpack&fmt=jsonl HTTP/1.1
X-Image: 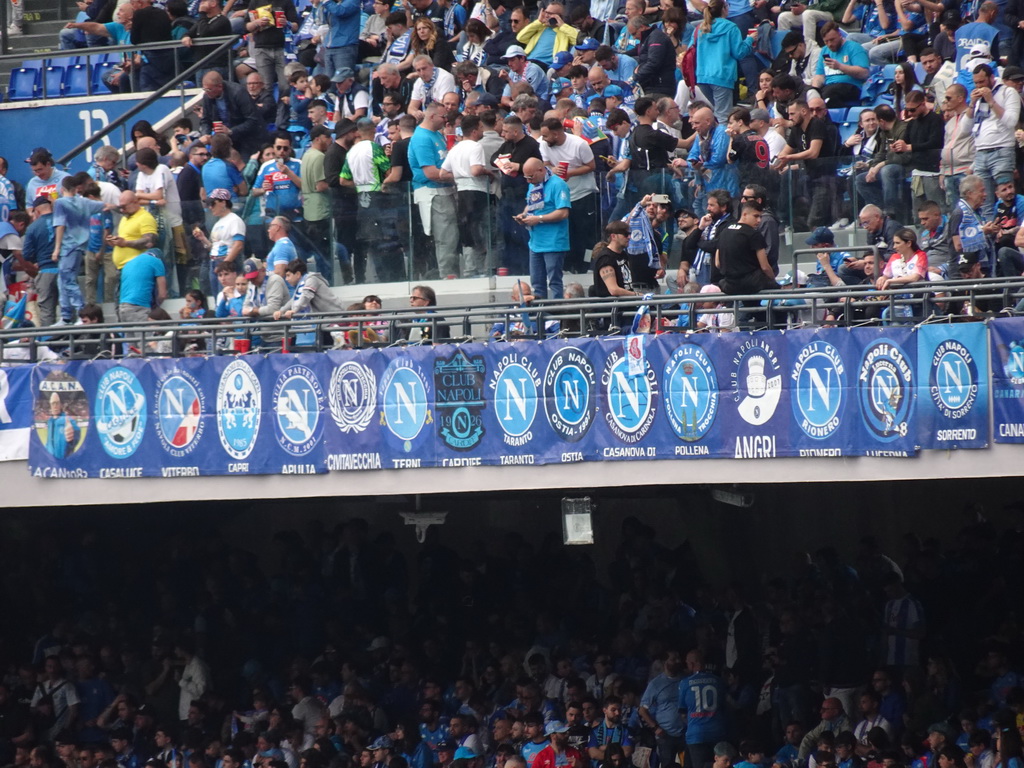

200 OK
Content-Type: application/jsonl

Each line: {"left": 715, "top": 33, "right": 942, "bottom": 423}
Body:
{"left": 681, "top": 28, "right": 698, "bottom": 88}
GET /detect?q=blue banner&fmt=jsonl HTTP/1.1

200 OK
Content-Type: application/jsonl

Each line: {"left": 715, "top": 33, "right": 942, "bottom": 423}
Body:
{"left": 916, "top": 324, "right": 989, "bottom": 450}
{"left": 990, "top": 317, "right": 1024, "bottom": 443}
{"left": 0, "top": 366, "right": 33, "bottom": 461}
{"left": 24, "top": 325, "right": 1020, "bottom": 477}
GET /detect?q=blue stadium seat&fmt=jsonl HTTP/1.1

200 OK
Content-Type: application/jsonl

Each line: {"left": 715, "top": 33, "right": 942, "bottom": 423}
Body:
{"left": 19, "top": 59, "right": 43, "bottom": 71}
{"left": 880, "top": 64, "right": 898, "bottom": 84}
{"left": 839, "top": 121, "right": 860, "bottom": 144}
{"left": 846, "top": 106, "right": 867, "bottom": 126}
{"left": 828, "top": 108, "right": 847, "bottom": 123}
{"left": 65, "top": 64, "right": 90, "bottom": 96}
{"left": 91, "top": 61, "right": 116, "bottom": 94}
{"left": 45, "top": 55, "right": 80, "bottom": 68}
{"left": 8, "top": 68, "right": 41, "bottom": 100}
{"left": 43, "top": 66, "right": 66, "bottom": 98}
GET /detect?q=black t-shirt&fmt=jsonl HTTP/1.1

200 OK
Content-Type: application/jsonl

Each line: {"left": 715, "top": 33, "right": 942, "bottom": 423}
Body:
{"left": 491, "top": 135, "right": 542, "bottom": 195}
{"left": 717, "top": 222, "right": 767, "bottom": 280}
{"left": 193, "top": 14, "right": 233, "bottom": 69}
{"left": 629, "top": 123, "right": 678, "bottom": 171}
{"left": 592, "top": 246, "right": 634, "bottom": 297}
{"left": 995, "top": 197, "right": 1020, "bottom": 249}
{"left": 176, "top": 163, "right": 203, "bottom": 203}
{"left": 729, "top": 129, "right": 771, "bottom": 186}
{"left": 389, "top": 138, "right": 412, "bottom": 184}
{"left": 247, "top": 0, "right": 299, "bottom": 49}
{"left": 788, "top": 116, "right": 836, "bottom": 177}
{"left": 130, "top": 6, "right": 171, "bottom": 43}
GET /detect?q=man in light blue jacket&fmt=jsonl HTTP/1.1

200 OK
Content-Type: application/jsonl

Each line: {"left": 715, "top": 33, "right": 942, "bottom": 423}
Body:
{"left": 686, "top": 106, "right": 738, "bottom": 213}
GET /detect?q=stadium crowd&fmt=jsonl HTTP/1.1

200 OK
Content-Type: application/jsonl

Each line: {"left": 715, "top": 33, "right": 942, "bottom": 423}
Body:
{"left": 0, "top": 515, "right": 1021, "bottom": 768}
{"left": 4, "top": 0, "right": 1024, "bottom": 330}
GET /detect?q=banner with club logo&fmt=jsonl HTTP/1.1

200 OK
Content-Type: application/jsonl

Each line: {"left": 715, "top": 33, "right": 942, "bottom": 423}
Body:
{"left": 989, "top": 317, "right": 1024, "bottom": 443}
{"left": 22, "top": 324, "right": 999, "bottom": 478}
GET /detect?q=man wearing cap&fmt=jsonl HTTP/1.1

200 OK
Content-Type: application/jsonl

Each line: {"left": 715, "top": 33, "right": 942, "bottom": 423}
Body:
{"left": 968, "top": 63, "right": 1020, "bottom": 215}
{"left": 954, "top": 3, "right": 1000, "bottom": 91}
{"left": 409, "top": 103, "right": 460, "bottom": 278}
{"left": 515, "top": 3, "right": 579, "bottom": 66}
{"left": 117, "top": 243, "right": 166, "bottom": 324}
{"left": 533, "top": 722, "right": 583, "bottom": 768}
{"left": 21, "top": 197, "right": 59, "bottom": 327}
{"left": 301, "top": 126, "right": 335, "bottom": 283}
{"left": 332, "top": 67, "right": 371, "bottom": 122}
{"left": 550, "top": 51, "right": 575, "bottom": 79}
{"left": 408, "top": 55, "right": 458, "bottom": 119}
{"left": 192, "top": 189, "right": 246, "bottom": 294}
{"left": 500, "top": 45, "right": 551, "bottom": 106}
{"left": 437, "top": 741, "right": 457, "bottom": 768}
{"left": 748, "top": 109, "right": 786, "bottom": 163}
{"left": 805, "top": 227, "right": 847, "bottom": 287}
{"left": 369, "top": 736, "right": 394, "bottom": 768}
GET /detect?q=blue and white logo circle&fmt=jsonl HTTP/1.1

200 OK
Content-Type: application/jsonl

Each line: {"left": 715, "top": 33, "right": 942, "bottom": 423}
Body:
{"left": 544, "top": 347, "right": 597, "bottom": 442}
{"left": 663, "top": 344, "right": 718, "bottom": 442}
{"left": 792, "top": 340, "right": 845, "bottom": 440}
{"left": 494, "top": 360, "right": 539, "bottom": 440}
{"left": 274, "top": 365, "right": 324, "bottom": 456}
{"left": 858, "top": 339, "right": 913, "bottom": 441}
{"left": 603, "top": 350, "right": 657, "bottom": 443}
{"left": 381, "top": 359, "right": 429, "bottom": 443}
{"left": 154, "top": 370, "right": 205, "bottom": 458}
{"left": 217, "top": 360, "right": 262, "bottom": 460}
{"left": 930, "top": 340, "right": 977, "bottom": 419}
{"left": 95, "top": 367, "right": 147, "bottom": 459}
{"left": 329, "top": 361, "right": 377, "bottom": 434}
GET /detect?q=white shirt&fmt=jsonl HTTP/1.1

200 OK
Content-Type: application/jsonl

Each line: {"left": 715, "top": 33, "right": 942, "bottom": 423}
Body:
{"left": 763, "top": 129, "right": 787, "bottom": 162}
{"left": 972, "top": 82, "right": 1021, "bottom": 150}
{"left": 411, "top": 67, "right": 457, "bottom": 106}
{"left": 136, "top": 164, "right": 183, "bottom": 227}
{"left": 177, "top": 656, "right": 211, "bottom": 719}
{"left": 441, "top": 139, "right": 489, "bottom": 193}
{"left": 209, "top": 212, "right": 246, "bottom": 261}
{"left": 333, "top": 88, "right": 372, "bottom": 120}
{"left": 539, "top": 134, "right": 597, "bottom": 201}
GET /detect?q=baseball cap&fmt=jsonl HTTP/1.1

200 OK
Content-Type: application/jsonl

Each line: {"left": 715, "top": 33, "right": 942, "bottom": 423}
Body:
{"left": 777, "top": 269, "right": 808, "bottom": 286}
{"left": 552, "top": 51, "right": 573, "bottom": 70}
{"left": 476, "top": 93, "right": 498, "bottom": 107}
{"left": 996, "top": 173, "right": 1015, "bottom": 185}
{"left": 958, "top": 252, "right": 980, "bottom": 271}
{"left": 207, "top": 188, "right": 232, "bottom": 202}
{"left": 369, "top": 736, "right": 394, "bottom": 751}
{"left": 552, "top": 77, "right": 571, "bottom": 92}
{"left": 1004, "top": 65, "right": 1024, "bottom": 81}
{"left": 335, "top": 118, "right": 358, "bottom": 137}
{"left": 749, "top": 107, "right": 770, "bottom": 122}
{"left": 454, "top": 747, "right": 480, "bottom": 760}
{"left": 331, "top": 67, "right": 356, "bottom": 82}
{"left": 502, "top": 44, "right": 527, "bottom": 59}
{"left": 928, "top": 723, "right": 955, "bottom": 739}
{"left": 603, "top": 84, "right": 624, "bottom": 98}
{"left": 31, "top": 195, "right": 52, "bottom": 208}
{"left": 574, "top": 37, "right": 599, "bottom": 51}
{"left": 969, "top": 41, "right": 990, "bottom": 57}
{"left": 437, "top": 741, "right": 456, "bottom": 752}
{"left": 243, "top": 258, "right": 264, "bottom": 279}
{"left": 545, "top": 721, "right": 569, "bottom": 735}
{"left": 366, "top": 636, "right": 391, "bottom": 652}
{"left": 806, "top": 226, "right": 835, "bottom": 246}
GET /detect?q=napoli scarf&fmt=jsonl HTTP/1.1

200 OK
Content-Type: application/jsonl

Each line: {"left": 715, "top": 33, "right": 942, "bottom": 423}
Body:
{"left": 624, "top": 202, "right": 660, "bottom": 269}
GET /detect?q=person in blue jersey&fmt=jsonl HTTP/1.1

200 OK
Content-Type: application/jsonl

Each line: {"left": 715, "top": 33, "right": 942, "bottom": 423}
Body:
{"left": 420, "top": 698, "right": 450, "bottom": 761}
{"left": 521, "top": 712, "right": 550, "bottom": 767}
{"left": 834, "top": 732, "right": 864, "bottom": 768}
{"left": 773, "top": 722, "right": 803, "bottom": 768}
{"left": 679, "top": 650, "right": 728, "bottom": 768}
{"left": 588, "top": 696, "right": 634, "bottom": 765}
{"left": 639, "top": 651, "right": 684, "bottom": 768}
{"left": 254, "top": 133, "right": 304, "bottom": 222}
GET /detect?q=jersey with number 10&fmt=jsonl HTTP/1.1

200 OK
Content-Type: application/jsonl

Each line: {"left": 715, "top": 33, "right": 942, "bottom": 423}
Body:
{"left": 678, "top": 671, "right": 727, "bottom": 744}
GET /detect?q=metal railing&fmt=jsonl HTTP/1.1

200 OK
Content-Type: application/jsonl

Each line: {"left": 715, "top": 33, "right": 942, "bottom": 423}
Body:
{"left": 54, "top": 35, "right": 240, "bottom": 166}
{"left": 4, "top": 276, "right": 1024, "bottom": 364}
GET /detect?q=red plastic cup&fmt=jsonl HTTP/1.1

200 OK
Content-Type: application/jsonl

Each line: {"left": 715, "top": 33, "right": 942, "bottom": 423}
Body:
{"left": 233, "top": 338, "right": 251, "bottom": 353}
{"left": 274, "top": 10, "right": 285, "bottom": 27}
{"left": 445, "top": 134, "right": 458, "bottom": 151}
{"left": 557, "top": 161, "right": 570, "bottom": 178}
{"left": 497, "top": 267, "right": 509, "bottom": 276}
{"left": 213, "top": 120, "right": 224, "bottom": 132}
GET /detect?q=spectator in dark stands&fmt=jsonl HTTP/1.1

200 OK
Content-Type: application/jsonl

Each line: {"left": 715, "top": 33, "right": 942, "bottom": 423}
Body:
{"left": 129, "top": 0, "right": 174, "bottom": 91}
{"left": 182, "top": 0, "right": 233, "bottom": 78}
{"left": 629, "top": 17, "right": 675, "bottom": 96}
{"left": 242, "top": 0, "right": 299, "bottom": 101}
{"left": 199, "top": 71, "right": 263, "bottom": 158}
{"left": 243, "top": 72, "right": 277, "bottom": 133}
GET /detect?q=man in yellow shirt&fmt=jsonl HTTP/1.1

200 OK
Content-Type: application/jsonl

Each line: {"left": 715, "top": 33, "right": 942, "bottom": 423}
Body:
{"left": 107, "top": 190, "right": 158, "bottom": 269}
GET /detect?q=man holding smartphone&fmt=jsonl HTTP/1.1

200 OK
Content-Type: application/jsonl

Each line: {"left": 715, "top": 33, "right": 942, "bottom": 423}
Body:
{"left": 811, "top": 22, "right": 869, "bottom": 107}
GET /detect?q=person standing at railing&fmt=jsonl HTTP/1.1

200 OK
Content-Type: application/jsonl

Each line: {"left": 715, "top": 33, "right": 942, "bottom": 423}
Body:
{"left": 516, "top": 158, "right": 571, "bottom": 302}
{"left": 409, "top": 103, "right": 460, "bottom": 279}
{"left": 191, "top": 189, "right": 246, "bottom": 291}
{"left": 129, "top": 0, "right": 175, "bottom": 91}
{"left": 20, "top": 199, "right": 58, "bottom": 327}
{"left": 182, "top": 0, "right": 234, "bottom": 80}
{"left": 52, "top": 177, "right": 109, "bottom": 327}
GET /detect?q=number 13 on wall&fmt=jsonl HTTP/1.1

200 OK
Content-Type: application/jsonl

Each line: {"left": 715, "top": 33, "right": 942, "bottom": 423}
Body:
{"left": 79, "top": 110, "right": 112, "bottom": 163}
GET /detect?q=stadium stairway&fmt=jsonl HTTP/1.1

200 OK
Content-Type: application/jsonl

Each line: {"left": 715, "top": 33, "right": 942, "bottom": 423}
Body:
{"left": 1, "top": 18, "right": 74, "bottom": 93}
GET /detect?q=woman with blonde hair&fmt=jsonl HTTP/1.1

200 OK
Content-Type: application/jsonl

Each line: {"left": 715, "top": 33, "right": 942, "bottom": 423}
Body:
{"left": 409, "top": 15, "right": 455, "bottom": 70}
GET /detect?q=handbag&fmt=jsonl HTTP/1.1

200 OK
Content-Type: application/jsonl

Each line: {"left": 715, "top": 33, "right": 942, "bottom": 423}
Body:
{"left": 681, "top": 27, "right": 698, "bottom": 88}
